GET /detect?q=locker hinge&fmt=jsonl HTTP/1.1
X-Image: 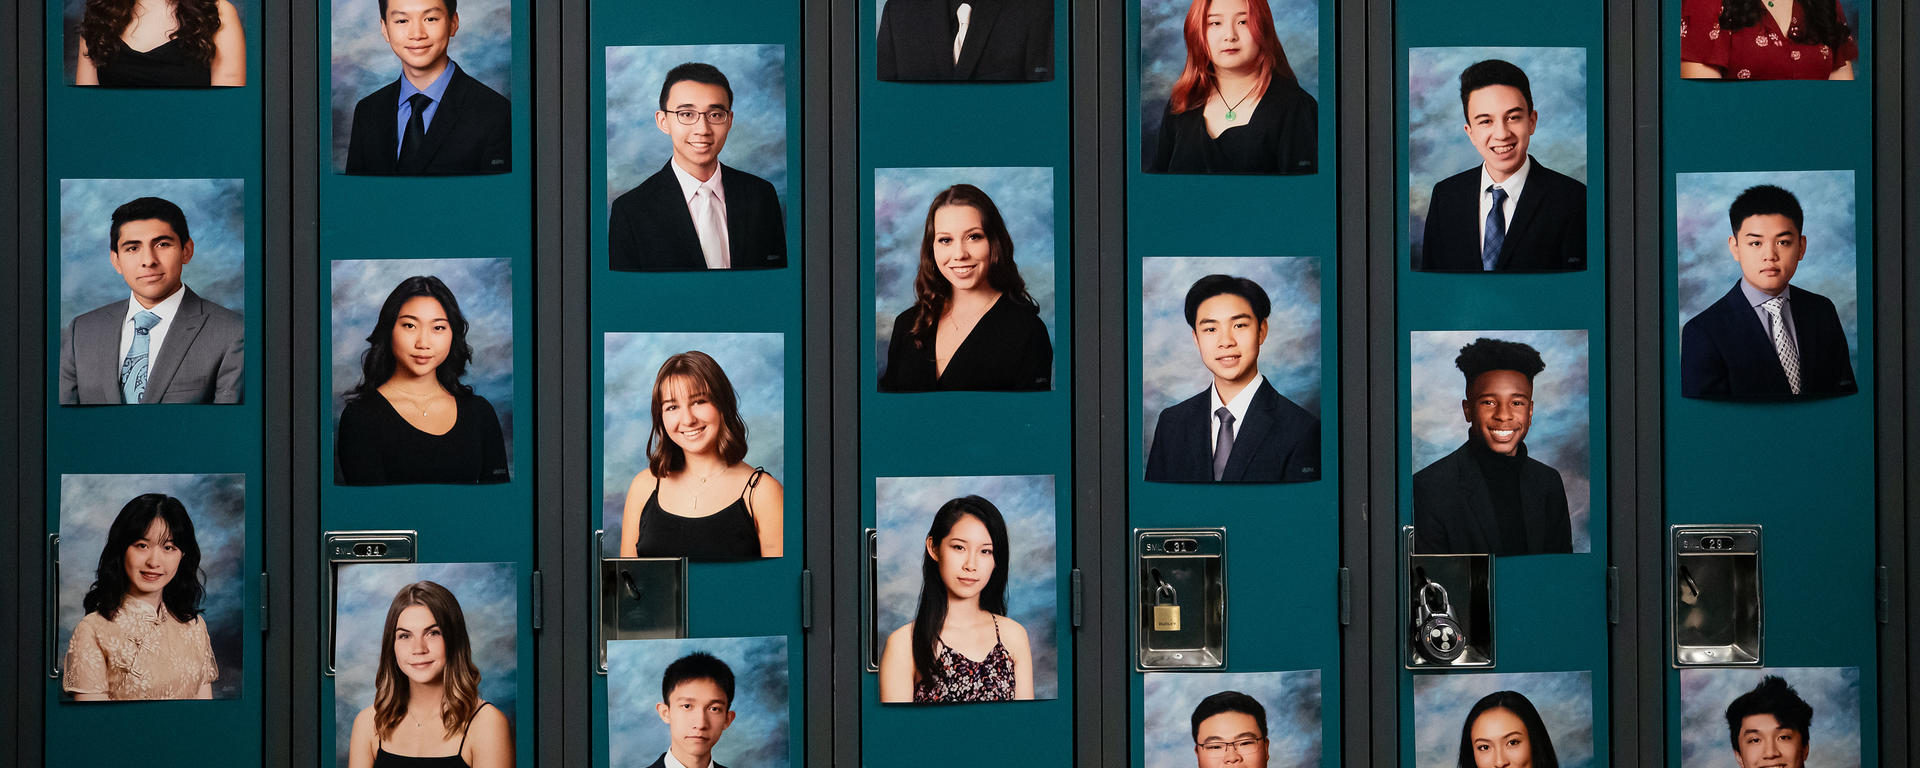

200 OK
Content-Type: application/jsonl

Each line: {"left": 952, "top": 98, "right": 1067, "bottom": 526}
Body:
{"left": 531, "top": 571, "right": 543, "bottom": 631}
{"left": 800, "top": 570, "right": 814, "bottom": 631}
{"left": 260, "top": 572, "right": 270, "bottom": 635}
{"left": 1606, "top": 567, "right": 1620, "bottom": 625}
{"left": 1876, "top": 566, "right": 1889, "bottom": 624}
{"left": 1337, "top": 567, "right": 1351, "bottom": 627}
{"left": 1070, "top": 569, "right": 1083, "bottom": 629}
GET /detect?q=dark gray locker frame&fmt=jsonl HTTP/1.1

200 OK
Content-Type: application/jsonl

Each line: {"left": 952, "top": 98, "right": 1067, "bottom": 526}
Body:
{"left": 1879, "top": 0, "right": 1913, "bottom": 764}
{"left": 7, "top": 0, "right": 46, "bottom": 763}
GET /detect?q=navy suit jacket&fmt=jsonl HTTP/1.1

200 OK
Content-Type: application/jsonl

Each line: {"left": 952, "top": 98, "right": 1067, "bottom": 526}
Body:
{"left": 1416, "top": 157, "right": 1586, "bottom": 272}
{"left": 607, "top": 162, "right": 788, "bottom": 271}
{"left": 1144, "top": 379, "right": 1319, "bottom": 483}
{"left": 1680, "top": 282, "right": 1857, "bottom": 398}
{"left": 644, "top": 755, "right": 727, "bottom": 768}
{"left": 1412, "top": 440, "right": 1572, "bottom": 555}
{"left": 345, "top": 66, "right": 512, "bottom": 175}
{"left": 875, "top": 0, "right": 1053, "bottom": 81}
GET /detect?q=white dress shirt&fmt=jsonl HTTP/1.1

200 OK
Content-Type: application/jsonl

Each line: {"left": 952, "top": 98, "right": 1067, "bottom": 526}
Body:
{"left": 1477, "top": 156, "right": 1533, "bottom": 254}
{"left": 1210, "top": 373, "right": 1265, "bottom": 463}
{"left": 118, "top": 285, "right": 187, "bottom": 369}
{"left": 670, "top": 159, "right": 732, "bottom": 268}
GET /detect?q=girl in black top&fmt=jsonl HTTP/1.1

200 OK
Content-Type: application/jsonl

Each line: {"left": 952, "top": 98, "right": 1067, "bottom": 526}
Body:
{"left": 1146, "top": 0, "right": 1317, "bottom": 174}
{"left": 878, "top": 183, "right": 1053, "bottom": 392}
{"left": 75, "top": 0, "right": 247, "bottom": 87}
{"left": 336, "top": 276, "right": 509, "bottom": 486}
{"left": 620, "top": 351, "right": 785, "bottom": 559}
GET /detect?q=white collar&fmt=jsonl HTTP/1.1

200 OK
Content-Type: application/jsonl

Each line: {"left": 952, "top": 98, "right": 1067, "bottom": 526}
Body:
{"left": 1212, "top": 372, "right": 1265, "bottom": 426}
{"left": 124, "top": 284, "right": 187, "bottom": 324}
{"left": 1480, "top": 155, "right": 1533, "bottom": 200}
{"left": 662, "top": 749, "right": 710, "bottom": 768}
{"left": 669, "top": 159, "right": 726, "bottom": 205}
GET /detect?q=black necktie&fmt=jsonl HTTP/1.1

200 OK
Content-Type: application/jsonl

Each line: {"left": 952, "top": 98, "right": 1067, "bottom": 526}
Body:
{"left": 398, "top": 92, "right": 433, "bottom": 172}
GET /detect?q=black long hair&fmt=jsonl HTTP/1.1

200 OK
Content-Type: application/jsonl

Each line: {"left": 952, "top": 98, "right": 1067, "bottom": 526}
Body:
{"left": 1719, "top": 0, "right": 1851, "bottom": 49}
{"left": 911, "top": 495, "right": 1011, "bottom": 683}
{"left": 80, "top": 0, "right": 224, "bottom": 67}
{"left": 1456, "top": 690, "right": 1561, "bottom": 768}
{"left": 345, "top": 275, "right": 475, "bottom": 405}
{"left": 81, "top": 494, "right": 205, "bottom": 622}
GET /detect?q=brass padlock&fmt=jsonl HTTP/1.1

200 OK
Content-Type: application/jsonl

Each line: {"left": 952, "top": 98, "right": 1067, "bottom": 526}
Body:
{"left": 1152, "top": 573, "right": 1181, "bottom": 632}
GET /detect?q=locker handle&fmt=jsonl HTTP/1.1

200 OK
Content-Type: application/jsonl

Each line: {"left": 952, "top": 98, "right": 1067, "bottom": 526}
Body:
{"left": 594, "top": 529, "right": 608, "bottom": 675}
{"left": 864, "top": 528, "right": 879, "bottom": 672}
{"left": 47, "top": 534, "right": 61, "bottom": 679}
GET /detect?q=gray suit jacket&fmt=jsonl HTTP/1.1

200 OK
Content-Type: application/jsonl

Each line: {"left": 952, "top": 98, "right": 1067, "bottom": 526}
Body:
{"left": 59, "top": 286, "right": 245, "bottom": 404}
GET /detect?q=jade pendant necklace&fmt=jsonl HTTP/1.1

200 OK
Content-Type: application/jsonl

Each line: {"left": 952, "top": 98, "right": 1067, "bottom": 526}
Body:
{"left": 1216, "top": 82, "right": 1256, "bottom": 122}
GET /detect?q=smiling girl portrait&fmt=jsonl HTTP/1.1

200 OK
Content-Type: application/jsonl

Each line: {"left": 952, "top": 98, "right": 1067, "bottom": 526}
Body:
{"left": 345, "top": 580, "right": 514, "bottom": 768}
{"left": 64, "top": 493, "right": 220, "bottom": 701}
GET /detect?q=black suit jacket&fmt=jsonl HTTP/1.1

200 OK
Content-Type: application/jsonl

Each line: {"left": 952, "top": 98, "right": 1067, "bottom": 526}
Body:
{"left": 1413, "top": 440, "right": 1572, "bottom": 555}
{"left": 876, "top": 0, "right": 1053, "bottom": 81}
{"left": 1144, "top": 379, "right": 1319, "bottom": 483}
{"left": 1417, "top": 157, "right": 1586, "bottom": 272}
{"left": 644, "top": 755, "right": 728, "bottom": 768}
{"left": 607, "top": 162, "right": 788, "bottom": 271}
{"left": 1680, "top": 282, "right": 1857, "bottom": 398}
{"left": 345, "top": 65, "right": 512, "bottom": 175}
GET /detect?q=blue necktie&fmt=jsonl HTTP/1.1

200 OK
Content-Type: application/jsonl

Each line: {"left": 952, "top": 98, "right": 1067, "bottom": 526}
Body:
{"left": 121, "top": 310, "right": 161, "bottom": 404}
{"left": 1482, "top": 185, "right": 1508, "bottom": 271}
{"left": 1212, "top": 407, "right": 1235, "bottom": 481}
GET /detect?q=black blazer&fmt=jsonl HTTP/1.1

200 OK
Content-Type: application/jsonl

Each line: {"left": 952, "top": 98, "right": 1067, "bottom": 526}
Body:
{"left": 607, "top": 162, "right": 788, "bottom": 271}
{"left": 875, "top": 0, "right": 1053, "bottom": 81}
{"left": 1416, "top": 157, "right": 1586, "bottom": 272}
{"left": 345, "top": 65, "right": 512, "bottom": 175}
{"left": 1412, "top": 440, "right": 1571, "bottom": 555}
{"left": 878, "top": 298, "right": 1051, "bottom": 391}
{"left": 1680, "top": 282, "right": 1857, "bottom": 399}
{"left": 1144, "top": 379, "right": 1320, "bottom": 483}
{"left": 644, "top": 755, "right": 727, "bottom": 768}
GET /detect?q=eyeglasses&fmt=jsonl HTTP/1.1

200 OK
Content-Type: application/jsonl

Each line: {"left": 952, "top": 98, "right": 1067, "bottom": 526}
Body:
{"left": 1196, "top": 737, "right": 1265, "bottom": 756}
{"left": 668, "top": 108, "right": 733, "bottom": 125}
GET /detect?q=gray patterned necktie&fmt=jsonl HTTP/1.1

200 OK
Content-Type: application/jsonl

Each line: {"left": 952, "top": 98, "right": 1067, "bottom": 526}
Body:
{"left": 1212, "top": 407, "right": 1235, "bottom": 481}
{"left": 1482, "top": 185, "right": 1508, "bottom": 271}
{"left": 1762, "top": 296, "right": 1801, "bottom": 394}
{"left": 121, "top": 310, "right": 161, "bottom": 404}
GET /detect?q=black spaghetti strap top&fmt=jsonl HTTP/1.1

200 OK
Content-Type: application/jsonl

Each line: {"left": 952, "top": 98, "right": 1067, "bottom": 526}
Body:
{"left": 95, "top": 38, "right": 213, "bottom": 88}
{"left": 631, "top": 467, "right": 765, "bottom": 559}
{"left": 373, "top": 701, "right": 491, "bottom": 768}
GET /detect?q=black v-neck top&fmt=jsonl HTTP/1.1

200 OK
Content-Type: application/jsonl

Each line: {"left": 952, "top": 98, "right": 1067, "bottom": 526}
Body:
{"left": 879, "top": 298, "right": 1053, "bottom": 392}
{"left": 1147, "top": 77, "right": 1318, "bottom": 175}
{"left": 335, "top": 391, "right": 510, "bottom": 485}
{"left": 95, "top": 38, "right": 213, "bottom": 88}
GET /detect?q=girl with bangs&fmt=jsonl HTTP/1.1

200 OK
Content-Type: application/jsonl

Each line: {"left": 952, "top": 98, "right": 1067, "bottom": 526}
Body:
{"left": 1147, "top": 0, "right": 1317, "bottom": 174}
{"left": 619, "top": 350, "right": 785, "bottom": 559}
{"left": 65, "top": 493, "right": 219, "bottom": 701}
{"left": 347, "top": 581, "right": 513, "bottom": 768}
{"left": 877, "top": 495, "right": 1035, "bottom": 703}
{"left": 75, "top": 0, "right": 247, "bottom": 87}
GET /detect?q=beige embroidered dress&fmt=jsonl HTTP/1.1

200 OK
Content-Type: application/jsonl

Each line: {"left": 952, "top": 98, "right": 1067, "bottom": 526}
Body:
{"left": 64, "top": 597, "right": 218, "bottom": 700}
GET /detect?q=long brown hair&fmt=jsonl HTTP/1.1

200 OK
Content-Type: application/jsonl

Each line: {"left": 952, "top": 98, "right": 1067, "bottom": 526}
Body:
{"left": 373, "top": 581, "right": 483, "bottom": 740}
{"left": 647, "top": 351, "right": 749, "bottom": 477}
{"left": 906, "top": 185, "right": 1036, "bottom": 347}
{"left": 80, "top": 0, "right": 224, "bottom": 67}
{"left": 1167, "top": 0, "right": 1297, "bottom": 114}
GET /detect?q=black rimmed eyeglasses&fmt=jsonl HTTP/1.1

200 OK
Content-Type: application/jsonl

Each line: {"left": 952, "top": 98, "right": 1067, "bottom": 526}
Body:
{"left": 668, "top": 108, "right": 733, "bottom": 125}
{"left": 1195, "top": 737, "right": 1265, "bottom": 756}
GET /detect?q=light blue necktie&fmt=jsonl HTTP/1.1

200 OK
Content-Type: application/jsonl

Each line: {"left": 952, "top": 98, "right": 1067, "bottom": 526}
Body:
{"left": 121, "top": 310, "right": 161, "bottom": 404}
{"left": 1482, "top": 185, "right": 1508, "bottom": 271}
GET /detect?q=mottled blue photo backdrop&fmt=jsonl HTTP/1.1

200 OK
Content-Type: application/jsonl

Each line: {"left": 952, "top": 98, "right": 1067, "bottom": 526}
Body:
{"left": 1143, "top": 669, "right": 1323, "bottom": 768}
{"left": 61, "top": 0, "right": 254, "bottom": 83}
{"left": 58, "top": 473, "right": 247, "bottom": 700}
{"left": 59, "top": 178, "right": 247, "bottom": 330}
{"left": 1675, "top": 169, "right": 1858, "bottom": 369}
{"left": 872, "top": 167, "right": 1057, "bottom": 382}
{"left": 1407, "top": 47, "right": 1589, "bottom": 264}
{"left": 329, "top": 0, "right": 514, "bottom": 171}
{"left": 1413, "top": 670, "right": 1595, "bottom": 768}
{"left": 601, "top": 332, "right": 786, "bottom": 555}
{"left": 329, "top": 257, "right": 515, "bottom": 473}
{"left": 605, "top": 45, "right": 788, "bottom": 215}
{"left": 875, "top": 474, "right": 1059, "bottom": 700}
{"left": 1410, "top": 329, "right": 1592, "bottom": 553}
{"left": 1137, "top": 0, "right": 1321, "bottom": 166}
{"left": 1679, "top": 667, "right": 1861, "bottom": 767}
{"left": 1140, "top": 256, "right": 1321, "bottom": 462}
{"left": 332, "top": 561, "right": 519, "bottom": 768}
{"left": 607, "top": 635, "right": 792, "bottom": 768}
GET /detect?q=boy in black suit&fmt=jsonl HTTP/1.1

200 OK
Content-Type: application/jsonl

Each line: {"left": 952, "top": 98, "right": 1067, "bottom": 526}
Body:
{"left": 648, "top": 652, "right": 737, "bottom": 768}
{"left": 875, "top": 0, "right": 1053, "bottom": 81}
{"left": 1145, "top": 274, "right": 1319, "bottom": 484}
{"left": 1413, "top": 337, "right": 1571, "bottom": 555}
{"left": 1416, "top": 59, "right": 1585, "bottom": 272}
{"left": 608, "top": 62, "right": 788, "bottom": 271}
{"left": 1681, "top": 184, "right": 1857, "bottom": 399}
{"left": 345, "top": 0, "right": 511, "bottom": 175}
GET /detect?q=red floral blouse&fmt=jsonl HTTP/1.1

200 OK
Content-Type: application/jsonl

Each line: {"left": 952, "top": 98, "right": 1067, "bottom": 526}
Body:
{"left": 1680, "top": 0, "right": 1858, "bottom": 80}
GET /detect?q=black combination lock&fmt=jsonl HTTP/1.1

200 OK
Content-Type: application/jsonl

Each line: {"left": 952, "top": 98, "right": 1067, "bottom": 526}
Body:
{"left": 1413, "top": 581, "right": 1466, "bottom": 663}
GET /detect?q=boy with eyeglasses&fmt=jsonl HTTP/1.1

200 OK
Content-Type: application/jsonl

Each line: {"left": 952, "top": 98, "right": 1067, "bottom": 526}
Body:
{"left": 1191, "top": 690, "right": 1270, "bottom": 767}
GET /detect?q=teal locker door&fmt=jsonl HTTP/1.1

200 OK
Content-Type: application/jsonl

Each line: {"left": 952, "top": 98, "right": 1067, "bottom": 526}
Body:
{"left": 41, "top": 1, "right": 267, "bottom": 764}
{"left": 1125, "top": 0, "right": 1343, "bottom": 764}
{"left": 859, "top": 0, "right": 1076, "bottom": 762}
{"left": 315, "top": 0, "right": 538, "bottom": 764}
{"left": 588, "top": 2, "right": 809, "bottom": 766}
{"left": 1395, "top": 1, "right": 1611, "bottom": 764}
{"left": 1660, "top": 1, "right": 1879, "bottom": 764}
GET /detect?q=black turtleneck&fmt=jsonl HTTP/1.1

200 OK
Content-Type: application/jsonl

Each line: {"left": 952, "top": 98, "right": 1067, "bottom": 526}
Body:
{"left": 1466, "top": 434, "right": 1530, "bottom": 555}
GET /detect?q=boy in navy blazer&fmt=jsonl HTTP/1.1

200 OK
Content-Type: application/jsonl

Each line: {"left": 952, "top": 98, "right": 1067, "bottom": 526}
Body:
{"left": 1145, "top": 275, "right": 1319, "bottom": 484}
{"left": 345, "top": 0, "right": 512, "bottom": 175}
{"left": 1681, "top": 184, "right": 1856, "bottom": 399}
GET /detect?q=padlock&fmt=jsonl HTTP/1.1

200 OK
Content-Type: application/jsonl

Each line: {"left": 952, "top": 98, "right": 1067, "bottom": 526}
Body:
{"left": 1152, "top": 574, "right": 1182, "bottom": 632}
{"left": 1413, "top": 581, "right": 1466, "bottom": 663}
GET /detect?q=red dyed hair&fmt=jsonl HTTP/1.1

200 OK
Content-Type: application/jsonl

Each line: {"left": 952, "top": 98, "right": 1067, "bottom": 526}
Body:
{"left": 1167, "top": 0, "right": 1297, "bottom": 115}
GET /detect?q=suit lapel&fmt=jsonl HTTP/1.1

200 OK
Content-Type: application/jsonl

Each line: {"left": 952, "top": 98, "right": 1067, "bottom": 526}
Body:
{"left": 1495, "top": 161, "right": 1545, "bottom": 269}
{"left": 1722, "top": 284, "right": 1791, "bottom": 392}
{"left": 143, "top": 289, "right": 206, "bottom": 403}
{"left": 84, "top": 300, "right": 133, "bottom": 400}
{"left": 952, "top": 0, "right": 1001, "bottom": 77}
{"left": 720, "top": 163, "right": 752, "bottom": 255}
{"left": 1219, "top": 383, "right": 1274, "bottom": 481}
{"left": 1450, "top": 446, "right": 1502, "bottom": 552}
{"left": 412, "top": 69, "right": 465, "bottom": 170}
{"left": 654, "top": 163, "right": 707, "bottom": 268}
